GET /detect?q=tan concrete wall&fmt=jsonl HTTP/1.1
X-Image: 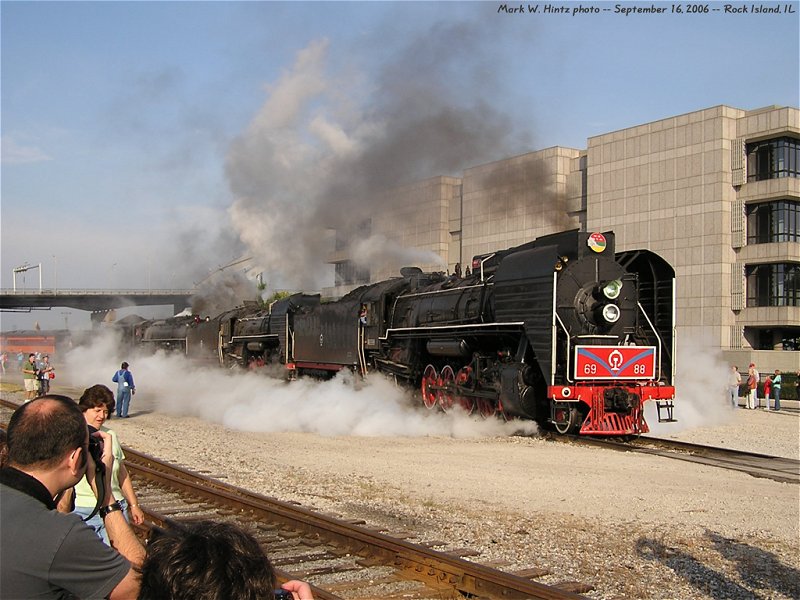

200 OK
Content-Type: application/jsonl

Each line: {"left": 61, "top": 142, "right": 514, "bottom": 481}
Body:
{"left": 361, "top": 176, "right": 460, "bottom": 282}
{"left": 459, "top": 147, "right": 583, "bottom": 264}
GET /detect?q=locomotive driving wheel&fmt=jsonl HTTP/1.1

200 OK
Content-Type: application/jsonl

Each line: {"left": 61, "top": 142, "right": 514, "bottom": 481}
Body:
{"left": 475, "top": 398, "right": 497, "bottom": 419}
{"left": 421, "top": 364, "right": 438, "bottom": 409}
{"left": 454, "top": 365, "right": 475, "bottom": 414}
{"left": 437, "top": 365, "right": 456, "bottom": 412}
{"left": 553, "top": 405, "right": 581, "bottom": 434}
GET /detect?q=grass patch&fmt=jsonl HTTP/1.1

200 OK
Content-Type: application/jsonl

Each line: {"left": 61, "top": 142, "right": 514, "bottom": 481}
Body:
{"left": 0, "top": 381, "right": 24, "bottom": 393}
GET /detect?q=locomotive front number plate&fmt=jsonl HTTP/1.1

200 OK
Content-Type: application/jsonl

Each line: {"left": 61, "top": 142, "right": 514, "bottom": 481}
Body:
{"left": 574, "top": 345, "right": 656, "bottom": 380}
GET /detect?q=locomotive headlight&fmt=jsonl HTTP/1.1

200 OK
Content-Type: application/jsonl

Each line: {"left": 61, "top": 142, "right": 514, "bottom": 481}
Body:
{"left": 602, "top": 279, "right": 623, "bottom": 300}
{"left": 601, "top": 303, "right": 621, "bottom": 323}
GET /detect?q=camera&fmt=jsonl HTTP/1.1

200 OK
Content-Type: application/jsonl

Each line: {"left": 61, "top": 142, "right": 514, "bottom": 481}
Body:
{"left": 274, "top": 591, "right": 293, "bottom": 600}
{"left": 86, "top": 425, "right": 105, "bottom": 474}
{"left": 80, "top": 425, "right": 107, "bottom": 522}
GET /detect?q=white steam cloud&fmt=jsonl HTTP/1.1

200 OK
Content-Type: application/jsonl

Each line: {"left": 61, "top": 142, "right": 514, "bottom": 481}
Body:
{"left": 351, "top": 235, "right": 446, "bottom": 272}
{"left": 63, "top": 331, "right": 726, "bottom": 439}
{"left": 645, "top": 331, "right": 733, "bottom": 436}
{"left": 190, "top": 269, "right": 260, "bottom": 317}
{"left": 63, "top": 331, "right": 539, "bottom": 439}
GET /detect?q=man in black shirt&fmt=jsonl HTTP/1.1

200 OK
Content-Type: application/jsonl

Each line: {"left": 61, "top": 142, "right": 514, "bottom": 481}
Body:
{"left": 0, "top": 395, "right": 144, "bottom": 598}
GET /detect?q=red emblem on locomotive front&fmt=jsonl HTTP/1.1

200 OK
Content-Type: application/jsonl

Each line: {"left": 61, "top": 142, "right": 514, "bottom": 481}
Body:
{"left": 587, "top": 232, "right": 607, "bottom": 253}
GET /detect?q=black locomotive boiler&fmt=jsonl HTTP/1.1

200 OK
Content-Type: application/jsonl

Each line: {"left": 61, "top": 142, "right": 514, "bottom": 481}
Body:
{"left": 127, "top": 229, "right": 677, "bottom": 435}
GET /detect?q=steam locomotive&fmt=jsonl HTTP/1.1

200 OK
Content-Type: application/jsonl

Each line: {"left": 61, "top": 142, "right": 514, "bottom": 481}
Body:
{"left": 122, "top": 230, "right": 676, "bottom": 435}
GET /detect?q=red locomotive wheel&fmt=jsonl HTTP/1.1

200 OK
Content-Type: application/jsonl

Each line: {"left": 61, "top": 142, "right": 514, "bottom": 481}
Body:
{"left": 554, "top": 406, "right": 580, "bottom": 434}
{"left": 456, "top": 395, "right": 474, "bottom": 414}
{"left": 421, "top": 364, "right": 438, "bottom": 409}
{"left": 454, "top": 366, "right": 474, "bottom": 414}
{"left": 438, "top": 365, "right": 456, "bottom": 412}
{"left": 475, "top": 398, "right": 496, "bottom": 419}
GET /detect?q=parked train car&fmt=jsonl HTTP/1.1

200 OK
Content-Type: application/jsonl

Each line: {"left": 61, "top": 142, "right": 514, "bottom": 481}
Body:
{"left": 125, "top": 229, "right": 676, "bottom": 435}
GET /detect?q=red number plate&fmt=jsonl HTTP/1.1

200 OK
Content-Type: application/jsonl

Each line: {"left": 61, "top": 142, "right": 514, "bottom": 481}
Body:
{"left": 574, "top": 345, "right": 656, "bottom": 380}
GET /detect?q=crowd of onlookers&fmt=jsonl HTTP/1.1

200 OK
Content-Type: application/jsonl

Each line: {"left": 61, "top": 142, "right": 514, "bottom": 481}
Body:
{"left": 3, "top": 351, "right": 56, "bottom": 401}
{"left": 728, "top": 362, "right": 798, "bottom": 411}
{"left": 0, "top": 387, "right": 315, "bottom": 599}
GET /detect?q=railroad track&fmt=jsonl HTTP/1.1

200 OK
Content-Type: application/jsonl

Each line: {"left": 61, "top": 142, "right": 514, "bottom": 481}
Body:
{"left": 0, "top": 396, "right": 590, "bottom": 599}
{"left": 561, "top": 435, "right": 800, "bottom": 485}
{"left": 125, "top": 449, "right": 591, "bottom": 599}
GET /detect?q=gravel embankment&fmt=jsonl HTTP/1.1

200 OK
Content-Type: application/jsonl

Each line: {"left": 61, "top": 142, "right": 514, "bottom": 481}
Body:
{"left": 3, "top": 385, "right": 798, "bottom": 600}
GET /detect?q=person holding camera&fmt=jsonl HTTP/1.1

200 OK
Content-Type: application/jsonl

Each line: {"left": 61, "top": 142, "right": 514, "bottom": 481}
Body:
{"left": 0, "top": 395, "right": 145, "bottom": 598}
{"left": 139, "top": 519, "right": 315, "bottom": 600}
{"left": 59, "top": 385, "right": 145, "bottom": 543}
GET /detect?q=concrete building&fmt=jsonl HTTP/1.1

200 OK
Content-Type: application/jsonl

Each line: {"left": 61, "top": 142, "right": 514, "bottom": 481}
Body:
{"left": 326, "top": 105, "right": 799, "bottom": 371}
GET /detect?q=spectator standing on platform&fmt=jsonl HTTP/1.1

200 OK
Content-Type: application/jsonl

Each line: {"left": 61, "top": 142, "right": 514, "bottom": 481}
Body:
{"left": 112, "top": 362, "right": 136, "bottom": 418}
{"left": 37, "top": 355, "right": 54, "bottom": 397}
{"left": 763, "top": 375, "right": 773, "bottom": 410}
{"left": 0, "top": 351, "right": 8, "bottom": 375}
{"left": 727, "top": 365, "right": 741, "bottom": 408}
{"left": 21, "top": 353, "right": 39, "bottom": 402}
{"left": 0, "top": 395, "right": 144, "bottom": 598}
{"left": 772, "top": 370, "right": 782, "bottom": 411}
{"left": 746, "top": 363, "right": 759, "bottom": 409}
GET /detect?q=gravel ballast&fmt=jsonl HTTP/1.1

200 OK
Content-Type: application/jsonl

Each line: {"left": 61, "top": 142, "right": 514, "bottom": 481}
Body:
{"left": 4, "top": 371, "right": 799, "bottom": 599}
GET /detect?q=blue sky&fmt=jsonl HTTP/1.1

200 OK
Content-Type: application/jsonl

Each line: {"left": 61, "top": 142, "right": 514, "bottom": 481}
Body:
{"left": 2, "top": 0, "right": 798, "bottom": 330}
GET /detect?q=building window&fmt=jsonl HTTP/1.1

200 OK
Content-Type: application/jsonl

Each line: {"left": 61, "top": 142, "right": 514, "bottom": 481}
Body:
{"left": 746, "top": 262, "right": 800, "bottom": 307}
{"left": 781, "top": 331, "right": 800, "bottom": 351}
{"left": 746, "top": 137, "right": 800, "bottom": 181}
{"left": 745, "top": 327, "right": 800, "bottom": 351}
{"left": 335, "top": 261, "right": 370, "bottom": 286}
{"left": 746, "top": 200, "right": 800, "bottom": 244}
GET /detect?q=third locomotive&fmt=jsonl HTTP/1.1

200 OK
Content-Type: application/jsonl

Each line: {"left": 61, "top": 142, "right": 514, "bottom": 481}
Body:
{"left": 122, "top": 229, "right": 677, "bottom": 435}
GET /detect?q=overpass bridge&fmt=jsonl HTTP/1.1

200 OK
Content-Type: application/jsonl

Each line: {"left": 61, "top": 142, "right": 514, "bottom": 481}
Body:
{"left": 0, "top": 289, "right": 193, "bottom": 322}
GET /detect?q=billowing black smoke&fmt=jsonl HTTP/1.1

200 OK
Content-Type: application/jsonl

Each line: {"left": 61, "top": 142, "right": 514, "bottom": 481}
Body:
{"left": 225, "top": 16, "right": 537, "bottom": 291}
